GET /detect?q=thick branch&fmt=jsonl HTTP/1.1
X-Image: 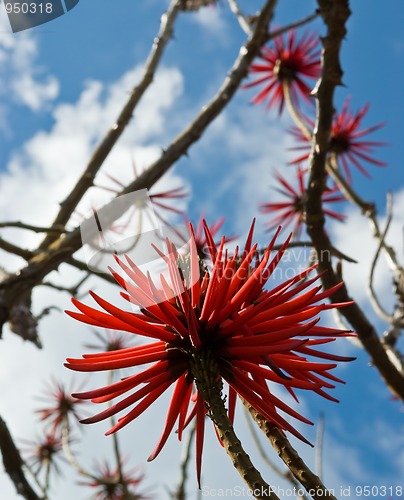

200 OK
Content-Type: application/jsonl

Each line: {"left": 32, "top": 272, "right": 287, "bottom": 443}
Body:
{"left": 0, "top": 416, "right": 42, "bottom": 500}
{"left": 199, "top": 380, "right": 278, "bottom": 499}
{"left": 305, "top": 0, "right": 404, "bottom": 400}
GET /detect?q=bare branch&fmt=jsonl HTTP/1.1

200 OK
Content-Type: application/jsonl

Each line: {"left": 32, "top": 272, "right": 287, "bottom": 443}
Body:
{"left": 0, "top": 237, "right": 34, "bottom": 260}
{"left": 174, "top": 422, "right": 196, "bottom": 500}
{"left": 368, "top": 192, "right": 395, "bottom": 323}
{"left": 314, "top": 414, "right": 324, "bottom": 480}
{"left": 327, "top": 155, "right": 401, "bottom": 274}
{"left": 0, "top": 222, "right": 65, "bottom": 234}
{"left": 243, "top": 407, "right": 308, "bottom": 500}
{"left": 0, "top": 0, "right": 281, "bottom": 338}
{"left": 304, "top": 0, "right": 404, "bottom": 400}
{"left": 247, "top": 407, "right": 336, "bottom": 500}
{"left": 0, "top": 416, "right": 42, "bottom": 500}
{"left": 38, "top": 0, "right": 183, "bottom": 250}
{"left": 266, "top": 11, "right": 320, "bottom": 43}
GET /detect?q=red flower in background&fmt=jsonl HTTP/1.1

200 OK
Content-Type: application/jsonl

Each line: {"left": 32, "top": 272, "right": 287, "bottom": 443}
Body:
{"left": 84, "top": 330, "right": 137, "bottom": 353}
{"left": 35, "top": 380, "right": 86, "bottom": 435}
{"left": 80, "top": 459, "right": 147, "bottom": 500}
{"left": 243, "top": 30, "right": 321, "bottom": 113}
{"left": 290, "top": 98, "right": 387, "bottom": 180}
{"left": 65, "top": 221, "right": 354, "bottom": 485}
{"left": 259, "top": 168, "right": 346, "bottom": 238}
{"left": 22, "top": 433, "right": 65, "bottom": 476}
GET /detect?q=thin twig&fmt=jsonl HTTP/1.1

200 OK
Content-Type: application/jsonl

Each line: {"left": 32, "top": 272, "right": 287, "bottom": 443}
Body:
{"left": 0, "top": 221, "right": 65, "bottom": 233}
{"left": 265, "top": 11, "right": 320, "bottom": 43}
{"left": 283, "top": 82, "right": 312, "bottom": 140}
{"left": 66, "top": 257, "right": 117, "bottom": 285}
{"left": 227, "top": 0, "right": 253, "bottom": 35}
{"left": 61, "top": 421, "right": 97, "bottom": 481}
{"left": 368, "top": 192, "right": 395, "bottom": 323}
{"left": 174, "top": 421, "right": 196, "bottom": 500}
{"left": 314, "top": 414, "right": 324, "bottom": 480}
{"left": 0, "top": 236, "right": 34, "bottom": 260}
{"left": 40, "top": 274, "right": 91, "bottom": 298}
{"left": 327, "top": 154, "right": 400, "bottom": 274}
{"left": 243, "top": 407, "right": 308, "bottom": 500}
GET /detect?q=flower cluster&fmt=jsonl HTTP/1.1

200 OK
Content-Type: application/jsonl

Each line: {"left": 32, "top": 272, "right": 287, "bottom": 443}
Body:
{"left": 65, "top": 221, "right": 354, "bottom": 484}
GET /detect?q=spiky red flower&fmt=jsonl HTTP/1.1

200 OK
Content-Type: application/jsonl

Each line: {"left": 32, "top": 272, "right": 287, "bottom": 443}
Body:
{"left": 259, "top": 167, "right": 346, "bottom": 238}
{"left": 65, "top": 221, "right": 354, "bottom": 485}
{"left": 79, "top": 459, "right": 147, "bottom": 500}
{"left": 181, "top": 214, "right": 236, "bottom": 259}
{"left": 35, "top": 379, "right": 86, "bottom": 435}
{"left": 290, "top": 98, "right": 387, "bottom": 180}
{"left": 243, "top": 30, "right": 321, "bottom": 113}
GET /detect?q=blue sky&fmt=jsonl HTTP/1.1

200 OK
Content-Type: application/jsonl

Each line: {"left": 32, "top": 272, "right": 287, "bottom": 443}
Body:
{"left": 0, "top": 1, "right": 403, "bottom": 499}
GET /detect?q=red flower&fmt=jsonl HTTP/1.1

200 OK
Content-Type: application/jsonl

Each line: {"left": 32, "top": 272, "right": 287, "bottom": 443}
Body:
{"left": 35, "top": 379, "right": 86, "bottom": 435}
{"left": 243, "top": 30, "right": 321, "bottom": 113}
{"left": 65, "top": 221, "right": 354, "bottom": 485}
{"left": 98, "top": 168, "right": 187, "bottom": 230}
{"left": 181, "top": 214, "right": 236, "bottom": 259}
{"left": 290, "top": 98, "right": 387, "bottom": 180}
{"left": 84, "top": 330, "right": 137, "bottom": 353}
{"left": 21, "top": 432, "right": 65, "bottom": 476}
{"left": 259, "top": 167, "right": 346, "bottom": 238}
{"left": 79, "top": 459, "right": 147, "bottom": 500}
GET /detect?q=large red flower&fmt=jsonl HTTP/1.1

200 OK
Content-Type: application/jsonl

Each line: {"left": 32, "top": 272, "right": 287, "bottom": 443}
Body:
{"left": 290, "top": 98, "right": 387, "bottom": 180}
{"left": 65, "top": 222, "right": 354, "bottom": 485}
{"left": 243, "top": 30, "right": 321, "bottom": 113}
{"left": 259, "top": 167, "right": 346, "bottom": 238}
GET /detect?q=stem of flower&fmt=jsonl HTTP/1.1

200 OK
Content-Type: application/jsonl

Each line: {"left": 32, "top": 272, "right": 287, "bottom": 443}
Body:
{"left": 195, "top": 373, "right": 279, "bottom": 500}
{"left": 61, "top": 421, "right": 97, "bottom": 481}
{"left": 243, "top": 406, "right": 309, "bottom": 500}
{"left": 107, "top": 370, "right": 128, "bottom": 495}
{"left": 247, "top": 406, "right": 337, "bottom": 500}
{"left": 283, "top": 82, "right": 312, "bottom": 140}
{"left": 174, "top": 421, "right": 196, "bottom": 500}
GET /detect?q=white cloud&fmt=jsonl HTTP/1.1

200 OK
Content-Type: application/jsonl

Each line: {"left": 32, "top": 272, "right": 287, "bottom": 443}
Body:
{"left": 0, "top": 17, "right": 59, "bottom": 111}
{"left": 187, "top": 3, "right": 229, "bottom": 44}
{"left": 330, "top": 187, "right": 404, "bottom": 322}
{"left": 0, "top": 64, "right": 185, "bottom": 242}
{"left": 0, "top": 57, "right": 189, "bottom": 498}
